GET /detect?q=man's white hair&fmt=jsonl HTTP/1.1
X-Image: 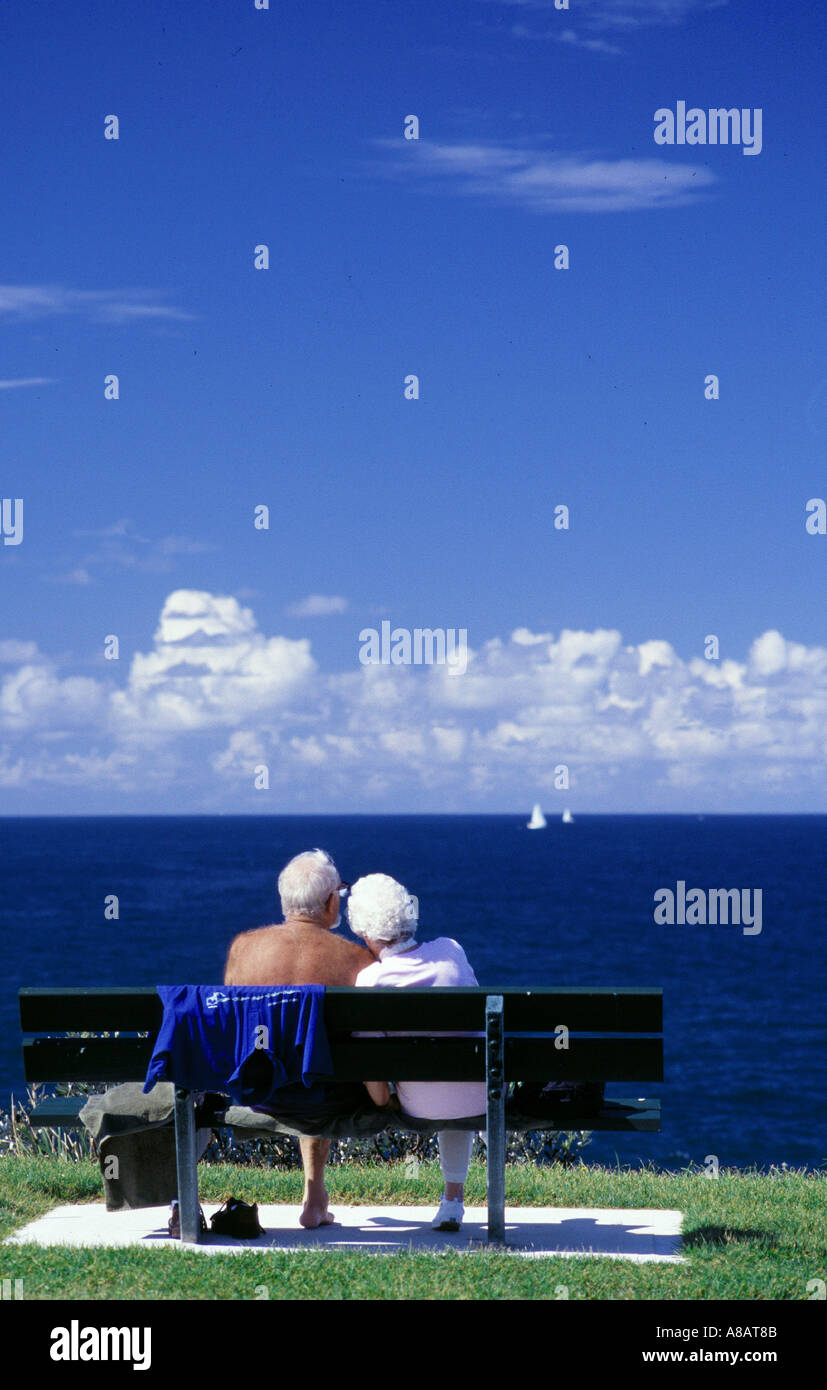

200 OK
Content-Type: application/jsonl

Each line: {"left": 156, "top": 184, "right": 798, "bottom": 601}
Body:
{"left": 347, "top": 873, "right": 418, "bottom": 945}
{"left": 278, "top": 849, "right": 340, "bottom": 920}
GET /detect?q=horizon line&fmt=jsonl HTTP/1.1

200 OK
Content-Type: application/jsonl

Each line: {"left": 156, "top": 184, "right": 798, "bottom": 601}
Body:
{"left": 0, "top": 811, "right": 824, "bottom": 820}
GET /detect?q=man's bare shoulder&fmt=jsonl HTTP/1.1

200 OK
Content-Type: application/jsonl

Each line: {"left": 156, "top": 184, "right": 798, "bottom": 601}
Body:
{"left": 224, "top": 922, "right": 370, "bottom": 986}
{"left": 229, "top": 922, "right": 289, "bottom": 943}
{"left": 308, "top": 932, "right": 373, "bottom": 986}
{"left": 224, "top": 923, "right": 291, "bottom": 980}
{"left": 226, "top": 922, "right": 289, "bottom": 953}
{"left": 328, "top": 932, "right": 371, "bottom": 957}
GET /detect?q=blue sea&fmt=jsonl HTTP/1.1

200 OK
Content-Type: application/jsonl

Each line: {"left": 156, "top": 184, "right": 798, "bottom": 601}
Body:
{"left": 1, "top": 814, "right": 824, "bottom": 1170}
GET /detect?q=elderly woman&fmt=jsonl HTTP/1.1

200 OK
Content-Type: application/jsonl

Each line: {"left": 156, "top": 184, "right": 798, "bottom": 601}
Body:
{"left": 348, "top": 873, "right": 486, "bottom": 1232}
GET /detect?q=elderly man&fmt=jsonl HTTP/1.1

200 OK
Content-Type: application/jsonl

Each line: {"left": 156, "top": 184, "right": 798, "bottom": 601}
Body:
{"left": 223, "top": 848, "right": 386, "bottom": 1228}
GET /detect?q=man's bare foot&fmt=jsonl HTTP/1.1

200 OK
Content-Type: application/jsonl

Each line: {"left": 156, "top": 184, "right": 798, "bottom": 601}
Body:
{"left": 299, "top": 1201, "right": 336, "bottom": 1229}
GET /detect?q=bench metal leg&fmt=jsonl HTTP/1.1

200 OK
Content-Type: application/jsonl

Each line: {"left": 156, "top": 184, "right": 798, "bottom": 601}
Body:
{"left": 173, "top": 1087, "right": 201, "bottom": 1244}
{"left": 486, "top": 994, "right": 506, "bottom": 1244}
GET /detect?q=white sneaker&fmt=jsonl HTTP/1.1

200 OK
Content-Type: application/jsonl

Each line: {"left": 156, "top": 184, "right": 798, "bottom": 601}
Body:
{"left": 432, "top": 1198, "right": 464, "bottom": 1232}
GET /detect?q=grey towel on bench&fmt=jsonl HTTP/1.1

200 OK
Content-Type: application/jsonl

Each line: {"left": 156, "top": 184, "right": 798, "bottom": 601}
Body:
{"left": 80, "top": 1084, "right": 214, "bottom": 1212}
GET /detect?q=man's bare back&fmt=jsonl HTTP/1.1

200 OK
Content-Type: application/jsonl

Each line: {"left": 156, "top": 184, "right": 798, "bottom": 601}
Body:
{"left": 224, "top": 921, "right": 370, "bottom": 988}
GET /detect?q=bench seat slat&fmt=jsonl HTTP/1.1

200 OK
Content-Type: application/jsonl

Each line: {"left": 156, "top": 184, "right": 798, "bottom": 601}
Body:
{"left": 25, "top": 1095, "right": 660, "bottom": 1133}
{"left": 25, "top": 1097, "right": 88, "bottom": 1127}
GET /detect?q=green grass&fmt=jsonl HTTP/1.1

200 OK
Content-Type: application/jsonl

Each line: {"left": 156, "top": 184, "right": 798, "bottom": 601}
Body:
{"left": 1, "top": 1154, "right": 825, "bottom": 1300}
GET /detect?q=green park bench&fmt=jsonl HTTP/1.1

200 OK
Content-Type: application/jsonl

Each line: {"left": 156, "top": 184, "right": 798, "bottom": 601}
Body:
{"left": 18, "top": 985, "right": 663, "bottom": 1244}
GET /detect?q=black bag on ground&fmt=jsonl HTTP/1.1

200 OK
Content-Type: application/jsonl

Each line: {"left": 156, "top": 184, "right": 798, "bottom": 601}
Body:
{"left": 510, "top": 1080, "right": 605, "bottom": 1117}
{"left": 210, "top": 1197, "right": 265, "bottom": 1238}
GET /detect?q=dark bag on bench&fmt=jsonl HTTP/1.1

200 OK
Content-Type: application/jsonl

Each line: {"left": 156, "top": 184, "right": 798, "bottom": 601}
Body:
{"left": 510, "top": 1080, "right": 605, "bottom": 1117}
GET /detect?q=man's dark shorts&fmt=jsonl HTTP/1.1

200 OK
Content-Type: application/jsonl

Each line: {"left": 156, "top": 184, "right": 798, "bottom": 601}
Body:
{"left": 239, "top": 1080, "right": 392, "bottom": 1139}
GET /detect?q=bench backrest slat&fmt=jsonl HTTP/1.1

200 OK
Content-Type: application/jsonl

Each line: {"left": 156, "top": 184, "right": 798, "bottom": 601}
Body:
{"left": 19, "top": 988, "right": 161, "bottom": 1032}
{"left": 23, "top": 1034, "right": 663, "bottom": 1085}
{"left": 19, "top": 986, "right": 662, "bottom": 1034}
{"left": 326, "top": 987, "right": 662, "bottom": 1032}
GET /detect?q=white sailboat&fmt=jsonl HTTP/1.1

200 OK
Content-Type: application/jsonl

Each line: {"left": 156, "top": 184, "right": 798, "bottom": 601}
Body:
{"left": 562, "top": 808, "right": 574, "bottom": 824}
{"left": 527, "top": 803, "right": 547, "bottom": 830}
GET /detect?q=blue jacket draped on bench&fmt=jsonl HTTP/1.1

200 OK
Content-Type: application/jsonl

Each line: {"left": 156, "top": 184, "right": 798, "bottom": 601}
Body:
{"left": 143, "top": 984, "right": 333, "bottom": 1109}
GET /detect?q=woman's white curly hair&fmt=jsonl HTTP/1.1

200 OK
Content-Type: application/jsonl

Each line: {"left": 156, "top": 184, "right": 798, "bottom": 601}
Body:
{"left": 347, "top": 873, "right": 418, "bottom": 944}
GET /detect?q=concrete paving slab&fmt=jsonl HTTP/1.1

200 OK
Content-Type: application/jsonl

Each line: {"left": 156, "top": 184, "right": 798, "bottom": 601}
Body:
{"left": 5, "top": 1203, "right": 685, "bottom": 1261}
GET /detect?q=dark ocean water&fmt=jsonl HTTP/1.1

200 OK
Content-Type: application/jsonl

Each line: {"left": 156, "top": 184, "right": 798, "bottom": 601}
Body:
{"left": 1, "top": 814, "right": 824, "bottom": 1170}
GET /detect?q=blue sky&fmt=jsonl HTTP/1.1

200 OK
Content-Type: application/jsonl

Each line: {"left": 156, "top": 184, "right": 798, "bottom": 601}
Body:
{"left": 1, "top": 0, "right": 825, "bottom": 812}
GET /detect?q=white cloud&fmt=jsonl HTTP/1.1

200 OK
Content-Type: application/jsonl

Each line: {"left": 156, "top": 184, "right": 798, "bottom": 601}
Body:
{"left": 0, "top": 377, "right": 55, "bottom": 390}
{"left": 55, "top": 750, "right": 143, "bottom": 786}
{"left": 0, "top": 663, "right": 107, "bottom": 733}
{"left": 637, "top": 639, "right": 676, "bottom": 677}
{"left": 324, "top": 734, "right": 359, "bottom": 759}
{"left": 48, "top": 568, "right": 93, "bottom": 586}
{"left": 556, "top": 28, "right": 622, "bottom": 54}
{"left": 0, "top": 284, "right": 194, "bottom": 324}
{"left": 153, "top": 590, "right": 258, "bottom": 645}
{"left": 0, "top": 747, "right": 26, "bottom": 786}
{"left": 45, "top": 522, "right": 217, "bottom": 584}
{"left": 380, "top": 728, "right": 428, "bottom": 760}
{"left": 286, "top": 594, "right": 349, "bottom": 617}
{"left": 73, "top": 520, "right": 132, "bottom": 539}
{"left": 432, "top": 726, "right": 467, "bottom": 760}
{"left": 372, "top": 138, "right": 716, "bottom": 213}
{"left": 0, "top": 640, "right": 40, "bottom": 664}
{"left": 212, "top": 730, "right": 269, "bottom": 774}
{"left": 483, "top": 0, "right": 724, "bottom": 31}
{"left": 289, "top": 735, "right": 328, "bottom": 765}
{"left": 157, "top": 536, "right": 217, "bottom": 556}
{"left": 111, "top": 590, "right": 315, "bottom": 732}
{"left": 0, "top": 595, "right": 824, "bottom": 808}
